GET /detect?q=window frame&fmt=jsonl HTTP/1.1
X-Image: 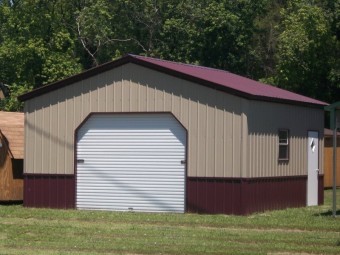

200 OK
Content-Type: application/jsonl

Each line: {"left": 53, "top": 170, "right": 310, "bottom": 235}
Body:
{"left": 278, "top": 129, "right": 289, "bottom": 161}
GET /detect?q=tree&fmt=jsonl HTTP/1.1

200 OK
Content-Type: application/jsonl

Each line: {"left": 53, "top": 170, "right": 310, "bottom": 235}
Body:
{"left": 0, "top": 0, "right": 338, "bottom": 111}
{"left": 268, "top": 0, "right": 339, "bottom": 102}
{"left": 197, "top": 0, "right": 268, "bottom": 77}
{"left": 0, "top": 0, "right": 82, "bottom": 111}
{"left": 0, "top": 0, "right": 81, "bottom": 88}
{"left": 0, "top": 83, "right": 32, "bottom": 112}
{"left": 75, "top": 0, "right": 134, "bottom": 67}
{"left": 147, "top": 0, "right": 268, "bottom": 78}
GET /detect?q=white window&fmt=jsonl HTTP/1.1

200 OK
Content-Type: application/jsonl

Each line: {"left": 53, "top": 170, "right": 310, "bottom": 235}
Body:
{"left": 278, "top": 129, "right": 289, "bottom": 160}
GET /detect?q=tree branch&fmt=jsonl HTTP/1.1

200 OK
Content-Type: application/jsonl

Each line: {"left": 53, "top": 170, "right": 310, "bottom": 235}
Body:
{"left": 76, "top": 16, "right": 99, "bottom": 66}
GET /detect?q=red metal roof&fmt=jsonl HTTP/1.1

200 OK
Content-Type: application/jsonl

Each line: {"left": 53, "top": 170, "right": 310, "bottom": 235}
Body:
{"left": 18, "top": 54, "right": 327, "bottom": 107}
{"left": 131, "top": 55, "right": 327, "bottom": 106}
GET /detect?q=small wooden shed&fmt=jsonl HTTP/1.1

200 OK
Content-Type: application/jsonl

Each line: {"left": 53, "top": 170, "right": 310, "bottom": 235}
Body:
{"left": 324, "top": 130, "right": 340, "bottom": 188}
{"left": 18, "top": 55, "right": 327, "bottom": 214}
{"left": 0, "top": 111, "right": 24, "bottom": 201}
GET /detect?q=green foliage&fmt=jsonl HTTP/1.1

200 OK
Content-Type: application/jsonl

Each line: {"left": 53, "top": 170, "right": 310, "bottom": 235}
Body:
{"left": 0, "top": 0, "right": 81, "bottom": 89}
{"left": 0, "top": 83, "right": 32, "bottom": 111}
{"left": 0, "top": 0, "right": 339, "bottom": 111}
{"left": 267, "top": 0, "right": 339, "bottom": 103}
{"left": 75, "top": 0, "right": 125, "bottom": 67}
{"left": 197, "top": 0, "right": 268, "bottom": 76}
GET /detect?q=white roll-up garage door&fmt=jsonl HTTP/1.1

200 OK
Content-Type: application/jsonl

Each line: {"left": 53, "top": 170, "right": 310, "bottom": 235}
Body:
{"left": 76, "top": 113, "right": 186, "bottom": 213}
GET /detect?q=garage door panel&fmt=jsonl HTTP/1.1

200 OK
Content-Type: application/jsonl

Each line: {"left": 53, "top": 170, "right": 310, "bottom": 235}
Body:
{"left": 77, "top": 191, "right": 185, "bottom": 197}
{"left": 76, "top": 113, "right": 186, "bottom": 213}
{"left": 77, "top": 179, "right": 185, "bottom": 185}
{"left": 77, "top": 177, "right": 185, "bottom": 182}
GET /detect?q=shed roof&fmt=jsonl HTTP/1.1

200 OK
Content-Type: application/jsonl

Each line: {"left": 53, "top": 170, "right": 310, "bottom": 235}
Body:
{"left": 18, "top": 54, "right": 327, "bottom": 108}
{"left": 0, "top": 111, "right": 24, "bottom": 159}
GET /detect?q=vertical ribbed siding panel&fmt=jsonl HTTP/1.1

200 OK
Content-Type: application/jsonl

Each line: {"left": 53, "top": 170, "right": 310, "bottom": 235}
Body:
{"left": 73, "top": 81, "right": 82, "bottom": 129}
{"left": 76, "top": 113, "right": 186, "bottom": 212}
{"left": 139, "top": 80, "right": 147, "bottom": 112}
{"left": 58, "top": 87, "right": 66, "bottom": 174}
{"left": 82, "top": 79, "right": 91, "bottom": 122}
{"left": 24, "top": 103, "right": 34, "bottom": 173}
{"left": 224, "top": 110, "right": 233, "bottom": 177}
{"left": 207, "top": 103, "right": 215, "bottom": 176}
{"left": 147, "top": 83, "right": 155, "bottom": 112}
{"left": 89, "top": 76, "right": 99, "bottom": 112}
{"left": 65, "top": 85, "right": 75, "bottom": 174}
{"left": 24, "top": 175, "right": 75, "bottom": 209}
{"left": 34, "top": 97, "right": 43, "bottom": 173}
{"left": 233, "top": 112, "right": 241, "bottom": 177}
{"left": 105, "top": 71, "right": 114, "bottom": 112}
{"left": 197, "top": 93, "right": 206, "bottom": 177}
{"left": 155, "top": 86, "right": 163, "bottom": 111}
{"left": 215, "top": 106, "right": 224, "bottom": 177}
{"left": 97, "top": 75, "right": 107, "bottom": 112}
{"left": 114, "top": 74, "right": 122, "bottom": 112}
{"left": 180, "top": 81, "right": 190, "bottom": 128}
{"left": 240, "top": 100, "right": 248, "bottom": 178}
{"left": 188, "top": 90, "right": 198, "bottom": 177}
{"left": 49, "top": 95, "right": 57, "bottom": 173}
{"left": 41, "top": 94, "right": 50, "bottom": 173}
{"left": 122, "top": 76, "right": 130, "bottom": 112}
{"left": 129, "top": 77, "right": 139, "bottom": 112}
{"left": 248, "top": 101, "right": 324, "bottom": 177}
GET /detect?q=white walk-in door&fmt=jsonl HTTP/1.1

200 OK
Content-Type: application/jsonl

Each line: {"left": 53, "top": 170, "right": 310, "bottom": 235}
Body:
{"left": 307, "top": 131, "right": 319, "bottom": 206}
{"left": 76, "top": 113, "right": 186, "bottom": 212}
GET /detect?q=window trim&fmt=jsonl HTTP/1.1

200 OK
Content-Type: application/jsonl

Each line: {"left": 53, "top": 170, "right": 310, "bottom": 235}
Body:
{"left": 278, "top": 129, "right": 289, "bottom": 161}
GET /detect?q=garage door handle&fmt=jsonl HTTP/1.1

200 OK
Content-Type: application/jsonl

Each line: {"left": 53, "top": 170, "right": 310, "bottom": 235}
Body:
{"left": 181, "top": 160, "right": 186, "bottom": 164}
{"left": 77, "top": 159, "right": 85, "bottom": 163}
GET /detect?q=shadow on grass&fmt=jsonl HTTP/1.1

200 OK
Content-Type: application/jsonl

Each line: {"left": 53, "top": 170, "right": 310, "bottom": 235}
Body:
{"left": 314, "top": 210, "right": 340, "bottom": 217}
{"left": 0, "top": 201, "right": 23, "bottom": 206}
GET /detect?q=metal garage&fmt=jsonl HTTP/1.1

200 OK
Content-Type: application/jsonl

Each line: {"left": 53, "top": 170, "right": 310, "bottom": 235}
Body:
{"left": 20, "top": 54, "right": 326, "bottom": 214}
{"left": 76, "top": 113, "right": 186, "bottom": 212}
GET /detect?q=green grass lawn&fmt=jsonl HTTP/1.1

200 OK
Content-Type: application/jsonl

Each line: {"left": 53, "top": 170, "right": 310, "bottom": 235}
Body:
{"left": 0, "top": 190, "right": 339, "bottom": 255}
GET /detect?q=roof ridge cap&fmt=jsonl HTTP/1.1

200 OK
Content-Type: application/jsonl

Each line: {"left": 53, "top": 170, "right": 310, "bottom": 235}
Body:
{"left": 131, "top": 54, "right": 231, "bottom": 74}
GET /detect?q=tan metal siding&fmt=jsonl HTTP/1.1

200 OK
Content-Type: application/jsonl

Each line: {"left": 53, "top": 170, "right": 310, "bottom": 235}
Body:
{"left": 24, "top": 63, "right": 244, "bottom": 177}
{"left": 41, "top": 94, "right": 50, "bottom": 172}
{"left": 247, "top": 101, "right": 324, "bottom": 177}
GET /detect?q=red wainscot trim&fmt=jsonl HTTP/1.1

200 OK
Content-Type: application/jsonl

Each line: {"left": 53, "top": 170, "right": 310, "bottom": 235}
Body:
{"left": 241, "top": 176, "right": 307, "bottom": 215}
{"left": 24, "top": 174, "right": 75, "bottom": 209}
{"left": 186, "top": 177, "right": 242, "bottom": 215}
{"left": 187, "top": 176, "right": 309, "bottom": 215}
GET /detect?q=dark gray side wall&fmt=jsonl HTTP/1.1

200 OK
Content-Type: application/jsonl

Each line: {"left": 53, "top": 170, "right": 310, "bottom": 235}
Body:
{"left": 246, "top": 100, "right": 324, "bottom": 177}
